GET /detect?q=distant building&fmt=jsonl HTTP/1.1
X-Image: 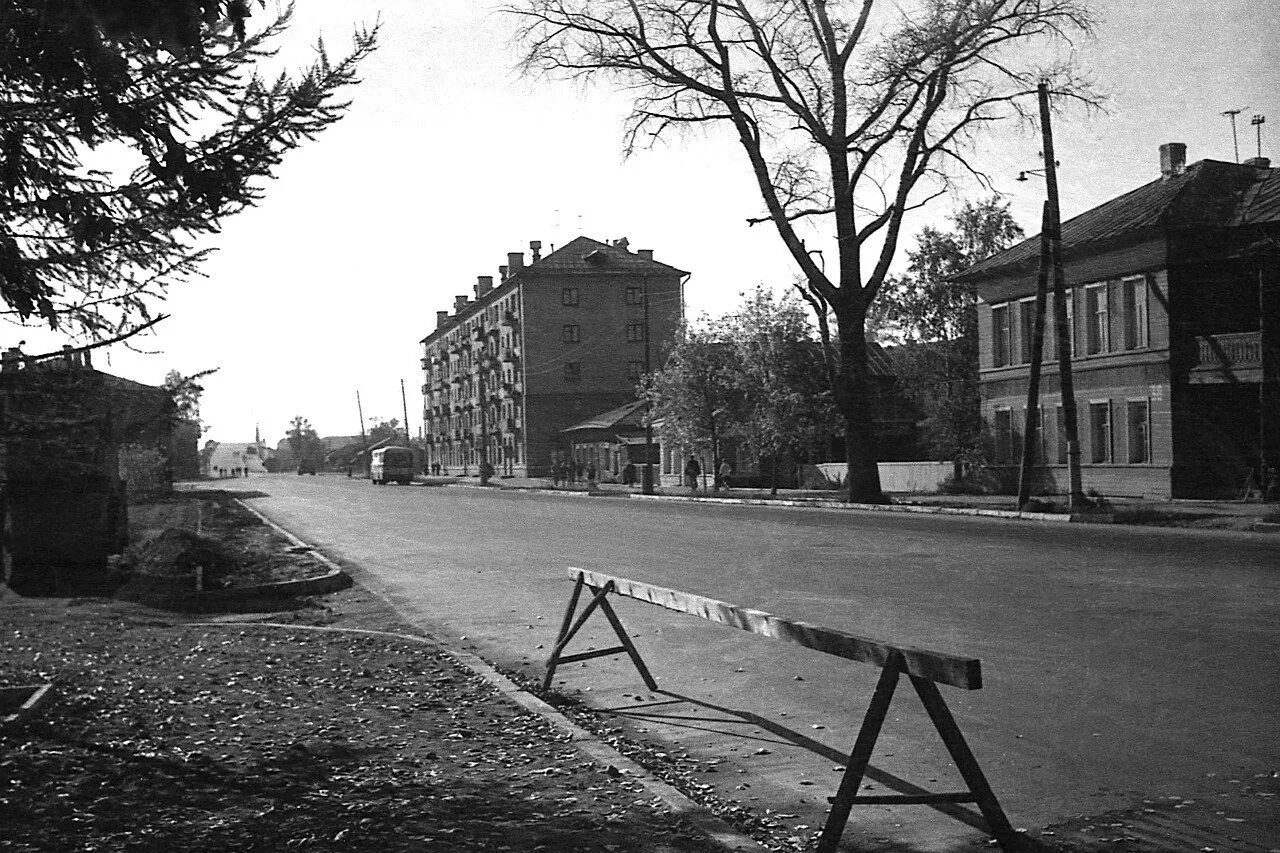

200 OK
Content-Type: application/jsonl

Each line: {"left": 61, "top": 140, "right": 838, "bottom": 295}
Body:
{"left": 958, "top": 144, "right": 1279, "bottom": 498}
{"left": 420, "top": 236, "right": 687, "bottom": 476}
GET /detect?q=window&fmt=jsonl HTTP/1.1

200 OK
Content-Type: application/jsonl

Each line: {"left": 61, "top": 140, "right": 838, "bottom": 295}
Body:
{"left": 1122, "top": 276, "right": 1148, "bottom": 350}
{"left": 563, "top": 361, "right": 581, "bottom": 382}
{"left": 992, "top": 304, "right": 1011, "bottom": 367}
{"left": 562, "top": 287, "right": 579, "bottom": 306}
{"left": 1019, "top": 299, "right": 1038, "bottom": 364}
{"left": 1127, "top": 400, "right": 1150, "bottom": 463}
{"left": 627, "top": 361, "right": 644, "bottom": 381}
{"left": 561, "top": 324, "right": 580, "bottom": 343}
{"left": 1089, "top": 401, "right": 1112, "bottom": 463}
{"left": 1086, "top": 283, "right": 1109, "bottom": 354}
{"left": 994, "top": 408, "right": 1013, "bottom": 464}
{"left": 626, "top": 287, "right": 643, "bottom": 305}
{"left": 626, "top": 322, "right": 645, "bottom": 343}
{"left": 1055, "top": 406, "right": 1068, "bottom": 464}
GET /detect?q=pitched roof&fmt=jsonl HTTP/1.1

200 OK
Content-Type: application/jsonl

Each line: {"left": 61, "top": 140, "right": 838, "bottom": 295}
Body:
{"left": 519, "top": 236, "right": 688, "bottom": 277}
{"left": 957, "top": 159, "right": 1280, "bottom": 281}
{"left": 562, "top": 399, "right": 647, "bottom": 433}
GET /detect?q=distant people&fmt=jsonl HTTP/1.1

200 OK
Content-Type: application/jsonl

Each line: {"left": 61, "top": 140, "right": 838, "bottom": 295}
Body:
{"left": 575, "top": 460, "right": 585, "bottom": 483}
{"left": 551, "top": 458, "right": 562, "bottom": 487}
{"left": 717, "top": 459, "right": 732, "bottom": 491}
{"left": 622, "top": 461, "right": 636, "bottom": 487}
{"left": 586, "top": 461, "right": 597, "bottom": 488}
{"left": 684, "top": 455, "right": 701, "bottom": 492}
{"left": 566, "top": 460, "right": 576, "bottom": 486}
{"left": 432, "top": 462, "right": 440, "bottom": 476}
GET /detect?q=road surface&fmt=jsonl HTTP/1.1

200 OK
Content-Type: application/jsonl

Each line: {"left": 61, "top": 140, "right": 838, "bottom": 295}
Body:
{"left": 221, "top": 475, "right": 1280, "bottom": 851}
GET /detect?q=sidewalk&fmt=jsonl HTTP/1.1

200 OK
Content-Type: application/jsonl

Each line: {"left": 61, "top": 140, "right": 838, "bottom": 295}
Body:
{"left": 423, "top": 475, "right": 1280, "bottom": 532}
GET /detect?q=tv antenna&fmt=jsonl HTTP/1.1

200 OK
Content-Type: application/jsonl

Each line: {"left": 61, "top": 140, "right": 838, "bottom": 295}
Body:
{"left": 1223, "top": 108, "right": 1245, "bottom": 162}
{"left": 1251, "top": 114, "right": 1267, "bottom": 159}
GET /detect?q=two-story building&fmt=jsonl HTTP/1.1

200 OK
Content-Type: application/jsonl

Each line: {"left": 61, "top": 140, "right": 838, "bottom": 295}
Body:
{"left": 420, "top": 236, "right": 687, "bottom": 477}
{"left": 958, "top": 144, "right": 1278, "bottom": 499}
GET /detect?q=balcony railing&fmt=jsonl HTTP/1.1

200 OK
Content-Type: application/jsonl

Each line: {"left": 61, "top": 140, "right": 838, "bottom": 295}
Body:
{"left": 1192, "top": 331, "right": 1262, "bottom": 370}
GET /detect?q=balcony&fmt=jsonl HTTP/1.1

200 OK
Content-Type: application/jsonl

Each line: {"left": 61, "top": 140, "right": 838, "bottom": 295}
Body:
{"left": 1188, "top": 331, "right": 1264, "bottom": 383}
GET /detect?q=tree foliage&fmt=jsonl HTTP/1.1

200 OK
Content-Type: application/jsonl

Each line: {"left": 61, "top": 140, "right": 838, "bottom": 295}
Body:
{"left": 162, "top": 367, "right": 218, "bottom": 424}
{"left": 640, "top": 319, "right": 741, "bottom": 466}
{"left": 874, "top": 196, "right": 1023, "bottom": 465}
{"left": 284, "top": 415, "right": 323, "bottom": 467}
{"left": 509, "top": 0, "right": 1093, "bottom": 502}
{"left": 0, "top": 1, "right": 377, "bottom": 336}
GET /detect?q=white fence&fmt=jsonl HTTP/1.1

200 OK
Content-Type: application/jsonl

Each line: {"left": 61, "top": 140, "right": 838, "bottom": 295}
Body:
{"left": 811, "top": 461, "right": 954, "bottom": 494}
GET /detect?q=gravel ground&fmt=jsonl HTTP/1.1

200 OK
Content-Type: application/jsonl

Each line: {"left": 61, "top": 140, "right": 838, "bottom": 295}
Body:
{"left": 0, "top": 589, "right": 725, "bottom": 852}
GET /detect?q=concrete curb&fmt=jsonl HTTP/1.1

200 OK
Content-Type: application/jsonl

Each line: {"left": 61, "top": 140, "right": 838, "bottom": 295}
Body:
{"left": 185, "top": 621, "right": 768, "bottom": 853}
{"left": 627, "top": 491, "right": 1077, "bottom": 523}
{"left": 0, "top": 684, "right": 56, "bottom": 730}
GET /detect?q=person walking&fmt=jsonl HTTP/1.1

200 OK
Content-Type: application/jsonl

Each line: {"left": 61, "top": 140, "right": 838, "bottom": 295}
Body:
{"left": 683, "top": 455, "right": 701, "bottom": 492}
{"left": 586, "top": 461, "right": 597, "bottom": 489}
{"left": 622, "top": 461, "right": 636, "bottom": 488}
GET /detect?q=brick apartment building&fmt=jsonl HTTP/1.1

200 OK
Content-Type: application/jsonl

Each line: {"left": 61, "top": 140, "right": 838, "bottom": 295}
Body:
{"left": 420, "top": 236, "right": 687, "bottom": 476}
{"left": 959, "top": 144, "right": 1278, "bottom": 498}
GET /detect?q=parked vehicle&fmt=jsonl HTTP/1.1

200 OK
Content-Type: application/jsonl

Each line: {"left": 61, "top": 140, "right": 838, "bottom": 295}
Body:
{"left": 371, "top": 446, "right": 415, "bottom": 485}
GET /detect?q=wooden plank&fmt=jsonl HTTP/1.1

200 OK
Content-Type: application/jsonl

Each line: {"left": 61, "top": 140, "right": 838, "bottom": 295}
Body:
{"left": 568, "top": 568, "right": 982, "bottom": 690}
{"left": 557, "top": 645, "right": 629, "bottom": 664}
{"left": 850, "top": 793, "right": 976, "bottom": 805}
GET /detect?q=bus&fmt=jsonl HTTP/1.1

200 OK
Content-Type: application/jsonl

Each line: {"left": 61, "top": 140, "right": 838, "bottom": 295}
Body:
{"left": 370, "top": 446, "right": 416, "bottom": 485}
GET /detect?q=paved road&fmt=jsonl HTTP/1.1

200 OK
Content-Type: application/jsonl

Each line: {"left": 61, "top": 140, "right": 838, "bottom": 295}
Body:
{"left": 225, "top": 475, "right": 1280, "bottom": 851}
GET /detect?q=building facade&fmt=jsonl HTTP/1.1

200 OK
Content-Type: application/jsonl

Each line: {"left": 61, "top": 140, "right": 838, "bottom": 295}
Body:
{"left": 960, "top": 145, "right": 1279, "bottom": 499}
{"left": 420, "top": 236, "right": 687, "bottom": 477}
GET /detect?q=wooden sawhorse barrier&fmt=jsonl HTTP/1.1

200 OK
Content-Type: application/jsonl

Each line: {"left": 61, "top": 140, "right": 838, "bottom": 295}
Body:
{"left": 543, "top": 568, "right": 1018, "bottom": 853}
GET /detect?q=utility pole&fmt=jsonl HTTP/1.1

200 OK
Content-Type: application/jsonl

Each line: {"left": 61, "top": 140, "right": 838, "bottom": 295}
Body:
{"left": 356, "top": 390, "right": 369, "bottom": 476}
{"left": 1223, "top": 108, "right": 1244, "bottom": 162}
{"left": 1017, "top": 203, "right": 1053, "bottom": 507}
{"left": 642, "top": 273, "right": 656, "bottom": 494}
{"left": 1252, "top": 114, "right": 1267, "bottom": 160}
{"left": 1040, "top": 81, "right": 1084, "bottom": 508}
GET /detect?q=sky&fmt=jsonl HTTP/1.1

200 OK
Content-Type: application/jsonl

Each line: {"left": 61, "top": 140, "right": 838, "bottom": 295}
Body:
{"left": 9, "top": 0, "right": 1279, "bottom": 445}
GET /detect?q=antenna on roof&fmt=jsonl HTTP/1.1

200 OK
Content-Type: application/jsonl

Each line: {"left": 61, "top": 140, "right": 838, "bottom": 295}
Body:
{"left": 1223, "top": 108, "right": 1245, "bottom": 162}
{"left": 1251, "top": 114, "right": 1267, "bottom": 159}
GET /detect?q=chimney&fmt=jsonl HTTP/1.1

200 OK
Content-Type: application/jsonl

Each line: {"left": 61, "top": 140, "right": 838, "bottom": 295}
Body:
{"left": 613, "top": 237, "right": 630, "bottom": 250}
{"left": 507, "top": 252, "right": 524, "bottom": 275}
{"left": 436, "top": 310, "right": 450, "bottom": 328}
{"left": 454, "top": 294, "right": 469, "bottom": 313}
{"left": 475, "top": 275, "right": 493, "bottom": 298}
{"left": 530, "top": 240, "right": 542, "bottom": 262}
{"left": 637, "top": 249, "right": 654, "bottom": 261}
{"left": 1243, "top": 156, "right": 1272, "bottom": 170}
{"left": 1160, "top": 142, "right": 1187, "bottom": 179}
{"left": 499, "top": 265, "right": 508, "bottom": 281}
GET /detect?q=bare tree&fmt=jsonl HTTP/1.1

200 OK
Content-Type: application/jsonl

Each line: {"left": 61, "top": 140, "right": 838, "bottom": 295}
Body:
{"left": 508, "top": 0, "right": 1093, "bottom": 501}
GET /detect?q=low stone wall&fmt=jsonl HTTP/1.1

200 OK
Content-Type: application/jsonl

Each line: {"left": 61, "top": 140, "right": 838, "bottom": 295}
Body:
{"left": 810, "top": 461, "right": 954, "bottom": 494}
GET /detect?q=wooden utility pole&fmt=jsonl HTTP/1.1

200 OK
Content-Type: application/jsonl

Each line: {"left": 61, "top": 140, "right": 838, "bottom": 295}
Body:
{"left": 1017, "top": 204, "right": 1053, "bottom": 507}
{"left": 642, "top": 274, "right": 656, "bottom": 494}
{"left": 1039, "top": 81, "right": 1085, "bottom": 507}
{"left": 356, "top": 390, "right": 369, "bottom": 475}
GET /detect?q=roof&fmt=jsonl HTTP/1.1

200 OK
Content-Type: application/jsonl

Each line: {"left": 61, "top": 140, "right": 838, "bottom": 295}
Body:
{"left": 957, "top": 159, "right": 1280, "bottom": 281}
{"left": 522, "top": 236, "right": 689, "bottom": 277}
{"left": 562, "top": 399, "right": 647, "bottom": 433}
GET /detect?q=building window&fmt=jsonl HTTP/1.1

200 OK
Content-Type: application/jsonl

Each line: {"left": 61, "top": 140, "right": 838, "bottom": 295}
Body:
{"left": 562, "top": 287, "right": 579, "bottom": 306}
{"left": 626, "top": 287, "right": 643, "bottom": 305}
{"left": 563, "top": 361, "right": 581, "bottom": 382}
{"left": 1019, "top": 299, "right": 1038, "bottom": 364}
{"left": 994, "top": 408, "right": 1013, "bottom": 464}
{"left": 992, "top": 304, "right": 1011, "bottom": 367}
{"left": 626, "top": 322, "right": 645, "bottom": 343}
{"left": 1127, "top": 399, "right": 1150, "bottom": 463}
{"left": 1089, "top": 401, "right": 1112, "bottom": 463}
{"left": 561, "top": 324, "right": 580, "bottom": 343}
{"left": 1086, "top": 283, "right": 1109, "bottom": 355}
{"left": 1122, "top": 276, "right": 1148, "bottom": 350}
{"left": 627, "top": 361, "right": 644, "bottom": 381}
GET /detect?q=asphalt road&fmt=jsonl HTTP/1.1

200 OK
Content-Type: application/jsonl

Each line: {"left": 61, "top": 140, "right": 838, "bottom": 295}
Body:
{"left": 224, "top": 475, "right": 1280, "bottom": 852}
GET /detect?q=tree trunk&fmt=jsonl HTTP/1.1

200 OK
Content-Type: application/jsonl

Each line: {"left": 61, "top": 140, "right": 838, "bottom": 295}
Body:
{"left": 834, "top": 306, "right": 887, "bottom": 504}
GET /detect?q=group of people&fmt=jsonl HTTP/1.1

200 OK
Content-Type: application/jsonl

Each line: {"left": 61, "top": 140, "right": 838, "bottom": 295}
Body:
{"left": 551, "top": 458, "right": 597, "bottom": 488}
{"left": 683, "top": 455, "right": 732, "bottom": 492}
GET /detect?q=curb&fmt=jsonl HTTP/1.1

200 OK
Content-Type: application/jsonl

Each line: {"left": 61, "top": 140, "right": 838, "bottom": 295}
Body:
{"left": 185, "top": 622, "right": 767, "bottom": 853}
{"left": 0, "top": 684, "right": 56, "bottom": 731}
{"left": 627, "top": 492, "right": 1075, "bottom": 523}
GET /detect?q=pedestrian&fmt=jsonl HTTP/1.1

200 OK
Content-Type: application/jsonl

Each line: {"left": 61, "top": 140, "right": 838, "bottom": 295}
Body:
{"left": 566, "top": 460, "right": 576, "bottom": 485}
{"left": 718, "top": 459, "right": 732, "bottom": 491}
{"left": 622, "top": 461, "right": 636, "bottom": 487}
{"left": 551, "top": 457, "right": 562, "bottom": 487}
{"left": 684, "top": 455, "right": 701, "bottom": 492}
{"left": 586, "top": 461, "right": 597, "bottom": 488}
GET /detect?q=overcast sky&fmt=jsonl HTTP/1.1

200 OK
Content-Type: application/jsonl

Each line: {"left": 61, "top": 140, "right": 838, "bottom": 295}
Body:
{"left": 11, "top": 0, "right": 1279, "bottom": 444}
